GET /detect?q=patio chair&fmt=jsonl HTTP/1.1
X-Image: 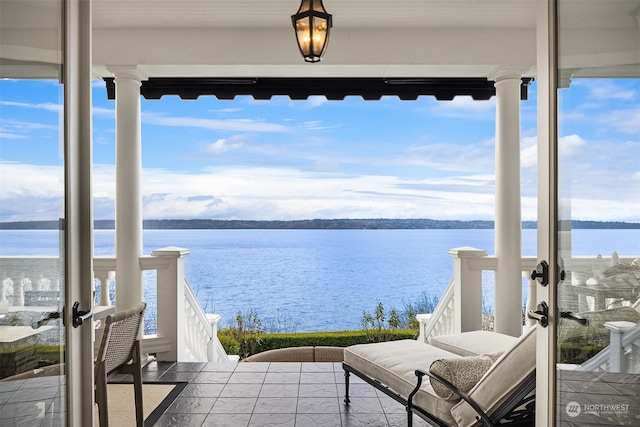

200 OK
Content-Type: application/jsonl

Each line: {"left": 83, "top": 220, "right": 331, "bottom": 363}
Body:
{"left": 343, "top": 326, "right": 536, "bottom": 426}
{"left": 94, "top": 301, "right": 147, "bottom": 427}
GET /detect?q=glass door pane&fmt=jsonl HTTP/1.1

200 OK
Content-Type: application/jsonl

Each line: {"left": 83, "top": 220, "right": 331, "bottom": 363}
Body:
{"left": 556, "top": 0, "right": 640, "bottom": 424}
{"left": 0, "top": 0, "right": 66, "bottom": 425}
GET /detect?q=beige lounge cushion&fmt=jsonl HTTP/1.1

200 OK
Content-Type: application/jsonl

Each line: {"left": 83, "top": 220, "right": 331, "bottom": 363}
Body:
{"left": 314, "top": 346, "right": 344, "bottom": 362}
{"left": 451, "top": 326, "right": 537, "bottom": 427}
{"left": 344, "top": 339, "right": 459, "bottom": 424}
{"left": 243, "top": 346, "right": 314, "bottom": 362}
{"left": 243, "top": 346, "right": 344, "bottom": 362}
{"left": 429, "top": 355, "right": 495, "bottom": 402}
{"left": 429, "top": 330, "right": 518, "bottom": 357}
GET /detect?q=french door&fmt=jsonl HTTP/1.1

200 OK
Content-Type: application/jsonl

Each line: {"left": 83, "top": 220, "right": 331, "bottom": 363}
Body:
{"left": 537, "top": 0, "right": 640, "bottom": 425}
{"left": 0, "top": 0, "right": 94, "bottom": 425}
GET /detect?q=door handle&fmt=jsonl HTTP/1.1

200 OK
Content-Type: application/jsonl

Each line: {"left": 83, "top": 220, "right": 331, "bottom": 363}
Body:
{"left": 530, "top": 260, "right": 549, "bottom": 286}
{"left": 72, "top": 301, "right": 92, "bottom": 328}
{"left": 561, "top": 311, "right": 588, "bottom": 325}
{"left": 527, "top": 301, "right": 549, "bottom": 327}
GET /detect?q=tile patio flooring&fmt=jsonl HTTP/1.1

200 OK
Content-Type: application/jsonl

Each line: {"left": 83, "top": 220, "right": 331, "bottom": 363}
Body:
{"left": 139, "top": 361, "right": 433, "bottom": 427}
{"left": 2, "top": 361, "right": 639, "bottom": 426}
{"left": 0, "top": 361, "right": 432, "bottom": 427}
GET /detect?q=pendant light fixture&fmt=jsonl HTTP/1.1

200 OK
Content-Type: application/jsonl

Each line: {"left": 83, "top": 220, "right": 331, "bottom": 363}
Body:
{"left": 291, "top": 0, "right": 333, "bottom": 63}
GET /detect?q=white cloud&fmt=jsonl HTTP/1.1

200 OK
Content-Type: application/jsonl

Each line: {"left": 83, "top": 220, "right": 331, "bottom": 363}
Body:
{"left": 299, "top": 120, "right": 330, "bottom": 131}
{"left": 93, "top": 106, "right": 115, "bottom": 117}
{"left": 0, "top": 162, "right": 64, "bottom": 221}
{"left": 520, "top": 136, "right": 538, "bottom": 168}
{"left": 597, "top": 109, "right": 640, "bottom": 135}
{"left": 558, "top": 134, "right": 586, "bottom": 156}
{"left": 3, "top": 161, "right": 505, "bottom": 221}
{"left": 402, "top": 138, "right": 495, "bottom": 172}
{"left": 432, "top": 96, "right": 495, "bottom": 118}
{"left": 4, "top": 131, "right": 640, "bottom": 224}
{"left": 303, "top": 96, "right": 328, "bottom": 108}
{"left": 0, "top": 132, "right": 27, "bottom": 140}
{"left": 0, "top": 119, "right": 58, "bottom": 132}
{"left": 575, "top": 79, "right": 637, "bottom": 101}
{"left": 210, "top": 108, "right": 244, "bottom": 113}
{"left": 204, "top": 135, "right": 247, "bottom": 154}
{"left": 142, "top": 112, "right": 290, "bottom": 133}
{"left": 0, "top": 100, "right": 61, "bottom": 112}
{"left": 0, "top": 119, "right": 59, "bottom": 141}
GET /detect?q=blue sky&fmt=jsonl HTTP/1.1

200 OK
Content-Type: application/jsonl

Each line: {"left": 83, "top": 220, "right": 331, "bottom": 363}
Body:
{"left": 0, "top": 78, "right": 638, "bottom": 222}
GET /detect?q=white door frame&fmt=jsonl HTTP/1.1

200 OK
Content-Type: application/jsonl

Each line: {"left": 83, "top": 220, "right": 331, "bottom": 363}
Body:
{"left": 63, "top": 0, "right": 95, "bottom": 425}
{"left": 535, "top": 0, "right": 559, "bottom": 425}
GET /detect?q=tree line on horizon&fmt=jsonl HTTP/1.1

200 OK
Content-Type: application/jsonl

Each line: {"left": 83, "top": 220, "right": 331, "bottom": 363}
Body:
{"left": 1, "top": 218, "right": 639, "bottom": 230}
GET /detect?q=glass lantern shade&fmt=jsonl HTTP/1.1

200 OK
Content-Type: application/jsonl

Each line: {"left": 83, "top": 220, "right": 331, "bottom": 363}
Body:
{"left": 291, "top": 0, "right": 332, "bottom": 63}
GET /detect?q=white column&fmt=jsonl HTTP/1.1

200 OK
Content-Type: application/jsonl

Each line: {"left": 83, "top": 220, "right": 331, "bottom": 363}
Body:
{"left": 109, "top": 66, "right": 147, "bottom": 312}
{"left": 492, "top": 71, "right": 523, "bottom": 337}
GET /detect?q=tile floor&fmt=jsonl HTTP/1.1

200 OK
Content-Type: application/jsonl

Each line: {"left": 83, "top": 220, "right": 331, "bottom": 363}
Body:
{"left": 0, "top": 374, "right": 65, "bottom": 427}
{"left": 139, "top": 361, "right": 433, "bottom": 427}
{"left": 0, "top": 360, "right": 435, "bottom": 427}
{"left": 556, "top": 370, "right": 640, "bottom": 426}
{"left": 3, "top": 361, "right": 639, "bottom": 426}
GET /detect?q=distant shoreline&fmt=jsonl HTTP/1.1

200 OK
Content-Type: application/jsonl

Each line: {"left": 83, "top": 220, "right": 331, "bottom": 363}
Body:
{"left": 1, "top": 219, "right": 639, "bottom": 230}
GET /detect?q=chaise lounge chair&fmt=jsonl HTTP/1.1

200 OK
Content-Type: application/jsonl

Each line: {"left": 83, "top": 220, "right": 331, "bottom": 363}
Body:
{"left": 343, "top": 326, "right": 536, "bottom": 426}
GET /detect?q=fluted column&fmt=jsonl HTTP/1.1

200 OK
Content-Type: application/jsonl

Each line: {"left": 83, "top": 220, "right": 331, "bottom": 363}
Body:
{"left": 109, "top": 66, "right": 147, "bottom": 311}
{"left": 492, "top": 70, "right": 523, "bottom": 337}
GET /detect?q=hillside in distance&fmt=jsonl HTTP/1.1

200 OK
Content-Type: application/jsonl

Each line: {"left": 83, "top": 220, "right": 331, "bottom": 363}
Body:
{"left": 1, "top": 219, "right": 640, "bottom": 230}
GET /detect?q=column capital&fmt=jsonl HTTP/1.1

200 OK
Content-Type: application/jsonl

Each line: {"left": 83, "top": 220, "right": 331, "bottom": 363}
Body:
{"left": 488, "top": 67, "right": 528, "bottom": 83}
{"left": 107, "top": 65, "right": 149, "bottom": 82}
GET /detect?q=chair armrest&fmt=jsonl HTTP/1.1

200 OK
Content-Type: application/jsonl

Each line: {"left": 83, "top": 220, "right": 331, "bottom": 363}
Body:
{"left": 413, "top": 369, "right": 495, "bottom": 427}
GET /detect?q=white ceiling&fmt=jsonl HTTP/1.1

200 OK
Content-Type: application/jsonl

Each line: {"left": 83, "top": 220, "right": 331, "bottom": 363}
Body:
{"left": 91, "top": 0, "right": 538, "bottom": 30}
{"left": 1, "top": 0, "right": 639, "bottom": 79}
{"left": 89, "top": 0, "right": 540, "bottom": 78}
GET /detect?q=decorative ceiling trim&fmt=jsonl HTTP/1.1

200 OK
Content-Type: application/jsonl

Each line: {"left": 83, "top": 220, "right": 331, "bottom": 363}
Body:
{"left": 104, "top": 77, "right": 532, "bottom": 101}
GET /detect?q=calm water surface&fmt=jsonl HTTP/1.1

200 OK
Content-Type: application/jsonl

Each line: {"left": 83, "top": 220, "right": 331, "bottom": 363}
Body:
{"left": 1, "top": 228, "right": 638, "bottom": 331}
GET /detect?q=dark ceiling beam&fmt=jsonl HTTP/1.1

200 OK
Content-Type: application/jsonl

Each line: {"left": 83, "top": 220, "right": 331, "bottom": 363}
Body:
{"left": 104, "top": 77, "right": 532, "bottom": 101}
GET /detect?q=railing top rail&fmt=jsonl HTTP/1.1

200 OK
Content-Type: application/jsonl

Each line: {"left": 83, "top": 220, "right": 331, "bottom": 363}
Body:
{"left": 421, "top": 278, "right": 454, "bottom": 339}
{"left": 621, "top": 324, "right": 640, "bottom": 348}
{"left": 466, "top": 255, "right": 538, "bottom": 272}
{"left": 184, "top": 279, "right": 214, "bottom": 337}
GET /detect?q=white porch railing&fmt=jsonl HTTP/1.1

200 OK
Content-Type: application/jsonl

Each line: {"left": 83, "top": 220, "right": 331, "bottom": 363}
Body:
{"left": 184, "top": 280, "right": 229, "bottom": 362}
{"left": 3, "top": 248, "right": 637, "bottom": 369}
{"left": 97, "top": 246, "right": 230, "bottom": 362}
{"left": 416, "top": 279, "right": 454, "bottom": 342}
{"left": 1, "top": 247, "right": 229, "bottom": 363}
{"left": 417, "top": 247, "right": 538, "bottom": 343}
{"left": 0, "top": 256, "right": 61, "bottom": 306}
{"left": 417, "top": 248, "right": 639, "bottom": 344}
{"left": 572, "top": 299, "right": 640, "bottom": 374}
{"left": 574, "top": 321, "right": 640, "bottom": 374}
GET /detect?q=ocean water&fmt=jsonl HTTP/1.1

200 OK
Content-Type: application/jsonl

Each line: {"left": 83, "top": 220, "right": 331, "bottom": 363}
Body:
{"left": 1, "top": 228, "right": 639, "bottom": 331}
